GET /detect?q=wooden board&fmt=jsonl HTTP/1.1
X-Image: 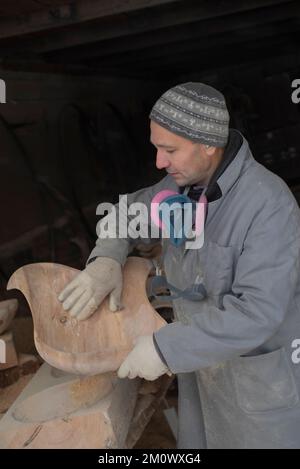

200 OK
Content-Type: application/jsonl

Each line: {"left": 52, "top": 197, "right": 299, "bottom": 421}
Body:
{"left": 0, "top": 363, "right": 139, "bottom": 449}
{"left": 7, "top": 257, "right": 166, "bottom": 375}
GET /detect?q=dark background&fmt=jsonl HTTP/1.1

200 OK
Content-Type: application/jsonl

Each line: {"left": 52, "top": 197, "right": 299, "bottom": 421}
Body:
{"left": 0, "top": 0, "right": 300, "bottom": 306}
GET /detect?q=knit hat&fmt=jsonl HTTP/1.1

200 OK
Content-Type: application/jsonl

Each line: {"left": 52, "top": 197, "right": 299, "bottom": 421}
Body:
{"left": 150, "top": 82, "right": 230, "bottom": 147}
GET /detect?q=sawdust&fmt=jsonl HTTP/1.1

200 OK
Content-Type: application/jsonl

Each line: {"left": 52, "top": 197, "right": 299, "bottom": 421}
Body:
{"left": 70, "top": 372, "right": 115, "bottom": 408}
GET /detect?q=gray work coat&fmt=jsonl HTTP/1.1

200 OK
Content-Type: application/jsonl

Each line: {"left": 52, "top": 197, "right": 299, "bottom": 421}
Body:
{"left": 89, "top": 130, "right": 300, "bottom": 449}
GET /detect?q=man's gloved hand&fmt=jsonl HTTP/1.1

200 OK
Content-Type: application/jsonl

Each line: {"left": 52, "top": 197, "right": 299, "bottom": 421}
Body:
{"left": 117, "top": 335, "right": 171, "bottom": 381}
{"left": 58, "top": 257, "right": 123, "bottom": 321}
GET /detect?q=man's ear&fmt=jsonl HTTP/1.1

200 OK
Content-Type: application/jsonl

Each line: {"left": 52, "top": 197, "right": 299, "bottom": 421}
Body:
{"left": 205, "top": 145, "right": 216, "bottom": 156}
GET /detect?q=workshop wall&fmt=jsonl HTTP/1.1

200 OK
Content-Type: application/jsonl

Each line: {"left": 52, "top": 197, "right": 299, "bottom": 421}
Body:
{"left": 0, "top": 70, "right": 161, "bottom": 310}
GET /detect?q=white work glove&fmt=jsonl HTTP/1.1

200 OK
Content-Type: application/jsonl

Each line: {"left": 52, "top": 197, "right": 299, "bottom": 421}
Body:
{"left": 117, "top": 335, "right": 171, "bottom": 381}
{"left": 58, "top": 257, "right": 123, "bottom": 320}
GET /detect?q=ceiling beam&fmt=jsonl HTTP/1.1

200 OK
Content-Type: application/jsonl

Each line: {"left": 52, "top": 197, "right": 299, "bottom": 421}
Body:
{"left": 45, "top": 1, "right": 300, "bottom": 63}
{"left": 103, "top": 40, "right": 300, "bottom": 80}
{"left": 110, "top": 35, "right": 297, "bottom": 79}
{"left": 0, "top": 1, "right": 69, "bottom": 18}
{"left": 0, "top": 0, "right": 182, "bottom": 40}
{"left": 10, "top": 36, "right": 292, "bottom": 82}
{"left": 83, "top": 19, "right": 300, "bottom": 69}
{"left": 0, "top": 0, "right": 293, "bottom": 56}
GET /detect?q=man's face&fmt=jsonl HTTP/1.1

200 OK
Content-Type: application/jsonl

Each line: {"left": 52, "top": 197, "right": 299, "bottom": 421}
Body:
{"left": 150, "top": 120, "right": 219, "bottom": 187}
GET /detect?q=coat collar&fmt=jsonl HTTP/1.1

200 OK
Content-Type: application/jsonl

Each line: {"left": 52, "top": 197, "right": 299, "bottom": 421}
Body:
{"left": 212, "top": 130, "right": 255, "bottom": 202}
{"left": 206, "top": 129, "right": 246, "bottom": 202}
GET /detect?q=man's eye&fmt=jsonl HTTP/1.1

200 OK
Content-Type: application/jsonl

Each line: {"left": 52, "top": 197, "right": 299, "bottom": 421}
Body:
{"left": 167, "top": 150, "right": 175, "bottom": 154}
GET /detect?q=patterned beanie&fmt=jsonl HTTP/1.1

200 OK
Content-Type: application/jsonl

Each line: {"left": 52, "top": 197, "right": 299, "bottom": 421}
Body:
{"left": 150, "top": 82, "right": 230, "bottom": 147}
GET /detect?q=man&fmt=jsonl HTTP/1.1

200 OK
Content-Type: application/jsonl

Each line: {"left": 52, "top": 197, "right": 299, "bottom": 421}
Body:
{"left": 58, "top": 82, "right": 300, "bottom": 448}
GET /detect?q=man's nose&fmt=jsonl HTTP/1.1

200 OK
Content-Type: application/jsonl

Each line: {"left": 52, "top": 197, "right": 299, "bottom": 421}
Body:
{"left": 156, "top": 150, "right": 170, "bottom": 169}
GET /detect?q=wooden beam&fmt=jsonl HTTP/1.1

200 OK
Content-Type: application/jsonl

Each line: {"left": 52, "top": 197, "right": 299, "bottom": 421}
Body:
{"left": 0, "top": 1, "right": 69, "bottom": 18}
{"left": 128, "top": 35, "right": 296, "bottom": 77}
{"left": 0, "top": 0, "right": 292, "bottom": 56}
{"left": 46, "top": 1, "right": 300, "bottom": 63}
{"left": 93, "top": 44, "right": 300, "bottom": 81}
{"left": 7, "top": 24, "right": 296, "bottom": 80}
{"left": 0, "top": 0, "right": 182, "bottom": 40}
{"left": 84, "top": 19, "right": 300, "bottom": 69}
{"left": 0, "top": 363, "right": 141, "bottom": 448}
{"left": 87, "top": 31, "right": 296, "bottom": 80}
